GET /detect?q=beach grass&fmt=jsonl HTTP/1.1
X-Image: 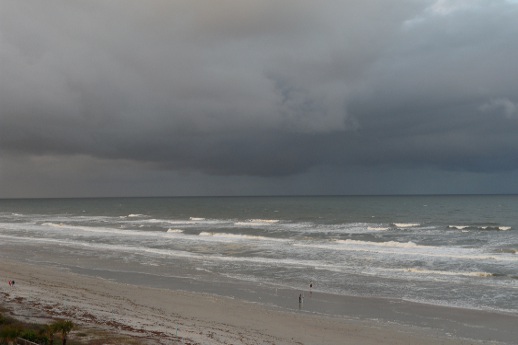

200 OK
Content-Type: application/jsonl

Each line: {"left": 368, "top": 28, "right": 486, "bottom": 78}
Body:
{"left": 0, "top": 309, "right": 151, "bottom": 345}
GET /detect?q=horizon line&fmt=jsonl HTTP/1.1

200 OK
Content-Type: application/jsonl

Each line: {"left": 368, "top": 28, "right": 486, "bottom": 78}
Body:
{"left": 1, "top": 193, "right": 518, "bottom": 201}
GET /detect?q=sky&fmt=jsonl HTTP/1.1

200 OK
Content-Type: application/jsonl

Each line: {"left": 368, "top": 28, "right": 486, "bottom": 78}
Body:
{"left": 1, "top": 0, "right": 518, "bottom": 198}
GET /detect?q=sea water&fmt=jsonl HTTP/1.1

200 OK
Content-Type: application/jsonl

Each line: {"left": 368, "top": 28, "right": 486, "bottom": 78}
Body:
{"left": 0, "top": 195, "right": 517, "bottom": 316}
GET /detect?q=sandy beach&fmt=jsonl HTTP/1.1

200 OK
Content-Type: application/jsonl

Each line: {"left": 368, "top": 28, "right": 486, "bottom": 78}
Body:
{"left": 1, "top": 259, "right": 515, "bottom": 345}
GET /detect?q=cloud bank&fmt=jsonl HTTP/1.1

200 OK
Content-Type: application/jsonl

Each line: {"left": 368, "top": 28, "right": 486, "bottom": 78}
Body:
{"left": 1, "top": 0, "right": 518, "bottom": 196}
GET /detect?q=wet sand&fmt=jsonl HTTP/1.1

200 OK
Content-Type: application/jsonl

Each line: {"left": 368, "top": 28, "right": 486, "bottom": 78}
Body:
{"left": 0, "top": 259, "right": 515, "bottom": 345}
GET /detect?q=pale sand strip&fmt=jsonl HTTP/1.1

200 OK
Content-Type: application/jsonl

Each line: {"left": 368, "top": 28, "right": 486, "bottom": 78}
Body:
{"left": 0, "top": 260, "right": 499, "bottom": 345}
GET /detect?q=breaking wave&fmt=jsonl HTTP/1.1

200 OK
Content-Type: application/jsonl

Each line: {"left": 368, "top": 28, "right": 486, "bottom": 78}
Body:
{"left": 393, "top": 223, "right": 420, "bottom": 228}
{"left": 334, "top": 239, "right": 421, "bottom": 248}
{"left": 198, "top": 232, "right": 274, "bottom": 241}
{"left": 235, "top": 219, "right": 280, "bottom": 226}
{"left": 402, "top": 268, "right": 494, "bottom": 278}
{"left": 448, "top": 225, "right": 512, "bottom": 231}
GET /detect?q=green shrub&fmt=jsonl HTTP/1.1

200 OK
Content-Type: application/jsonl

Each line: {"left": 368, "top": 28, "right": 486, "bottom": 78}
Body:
{"left": 0, "top": 313, "right": 15, "bottom": 326}
{"left": 0, "top": 324, "right": 23, "bottom": 343}
{"left": 20, "top": 328, "right": 48, "bottom": 344}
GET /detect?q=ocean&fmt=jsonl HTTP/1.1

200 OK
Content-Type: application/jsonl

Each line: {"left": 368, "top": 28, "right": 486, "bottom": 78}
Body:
{"left": 0, "top": 195, "right": 517, "bottom": 317}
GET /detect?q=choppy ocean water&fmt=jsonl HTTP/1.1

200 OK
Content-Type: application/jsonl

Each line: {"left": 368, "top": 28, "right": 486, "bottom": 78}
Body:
{"left": 0, "top": 195, "right": 517, "bottom": 315}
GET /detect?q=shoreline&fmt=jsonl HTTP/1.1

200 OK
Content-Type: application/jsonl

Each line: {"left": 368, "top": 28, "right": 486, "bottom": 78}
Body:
{"left": 1, "top": 259, "right": 516, "bottom": 344}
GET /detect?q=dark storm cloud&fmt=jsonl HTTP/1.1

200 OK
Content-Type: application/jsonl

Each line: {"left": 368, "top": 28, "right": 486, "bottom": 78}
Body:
{"left": 344, "top": 1, "right": 518, "bottom": 173}
{"left": 1, "top": 0, "right": 518, "bottom": 196}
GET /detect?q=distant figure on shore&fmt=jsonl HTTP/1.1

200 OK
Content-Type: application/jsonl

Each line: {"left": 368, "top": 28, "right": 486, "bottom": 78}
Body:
{"left": 298, "top": 293, "right": 303, "bottom": 304}
{"left": 309, "top": 281, "right": 313, "bottom": 296}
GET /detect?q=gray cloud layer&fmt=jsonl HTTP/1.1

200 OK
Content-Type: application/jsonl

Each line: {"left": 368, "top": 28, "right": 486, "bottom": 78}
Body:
{"left": 1, "top": 0, "right": 518, "bottom": 196}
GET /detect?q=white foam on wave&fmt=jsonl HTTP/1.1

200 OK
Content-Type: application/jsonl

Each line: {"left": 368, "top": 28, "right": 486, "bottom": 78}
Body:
{"left": 249, "top": 219, "right": 279, "bottom": 223}
{"left": 367, "top": 226, "right": 389, "bottom": 231}
{"left": 38, "top": 222, "right": 180, "bottom": 239}
{"left": 113, "top": 242, "right": 316, "bottom": 268}
{"left": 141, "top": 217, "right": 225, "bottom": 225}
{"left": 41, "top": 222, "right": 66, "bottom": 228}
{"left": 334, "top": 239, "right": 421, "bottom": 248}
{"left": 299, "top": 222, "right": 392, "bottom": 235}
{"left": 167, "top": 229, "right": 184, "bottom": 233}
{"left": 403, "top": 268, "right": 494, "bottom": 278}
{"left": 295, "top": 240, "right": 518, "bottom": 262}
{"left": 198, "top": 232, "right": 273, "bottom": 241}
{"left": 128, "top": 214, "right": 145, "bottom": 218}
{"left": 449, "top": 225, "right": 512, "bottom": 231}
{"left": 145, "top": 219, "right": 192, "bottom": 225}
{"left": 235, "top": 219, "right": 279, "bottom": 226}
{"left": 393, "top": 223, "right": 420, "bottom": 228}
{"left": 143, "top": 218, "right": 228, "bottom": 227}
{"left": 449, "top": 225, "right": 470, "bottom": 230}
{"left": 0, "top": 233, "right": 205, "bottom": 262}
{"left": 480, "top": 225, "right": 512, "bottom": 231}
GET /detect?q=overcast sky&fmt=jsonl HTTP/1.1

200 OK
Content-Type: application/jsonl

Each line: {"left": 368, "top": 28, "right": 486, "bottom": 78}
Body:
{"left": 1, "top": 0, "right": 518, "bottom": 198}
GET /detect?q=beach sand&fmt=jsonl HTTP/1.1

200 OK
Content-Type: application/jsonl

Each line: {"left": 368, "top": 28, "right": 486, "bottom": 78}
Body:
{"left": 0, "top": 259, "right": 514, "bottom": 345}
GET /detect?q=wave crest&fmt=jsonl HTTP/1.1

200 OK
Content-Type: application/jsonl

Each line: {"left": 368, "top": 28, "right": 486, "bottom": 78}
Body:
{"left": 448, "top": 225, "right": 511, "bottom": 231}
{"left": 334, "top": 239, "right": 420, "bottom": 248}
{"left": 393, "top": 223, "right": 420, "bottom": 228}
{"left": 199, "top": 232, "right": 271, "bottom": 241}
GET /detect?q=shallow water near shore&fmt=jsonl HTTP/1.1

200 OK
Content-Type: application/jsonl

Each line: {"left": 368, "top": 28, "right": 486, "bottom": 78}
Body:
{"left": 2, "top": 250, "right": 517, "bottom": 344}
{"left": 1, "top": 195, "right": 517, "bottom": 342}
{"left": 66, "top": 263, "right": 517, "bottom": 344}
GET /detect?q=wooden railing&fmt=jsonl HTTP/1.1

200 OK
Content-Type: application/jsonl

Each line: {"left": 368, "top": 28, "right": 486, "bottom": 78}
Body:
{"left": 16, "top": 337, "right": 41, "bottom": 345}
